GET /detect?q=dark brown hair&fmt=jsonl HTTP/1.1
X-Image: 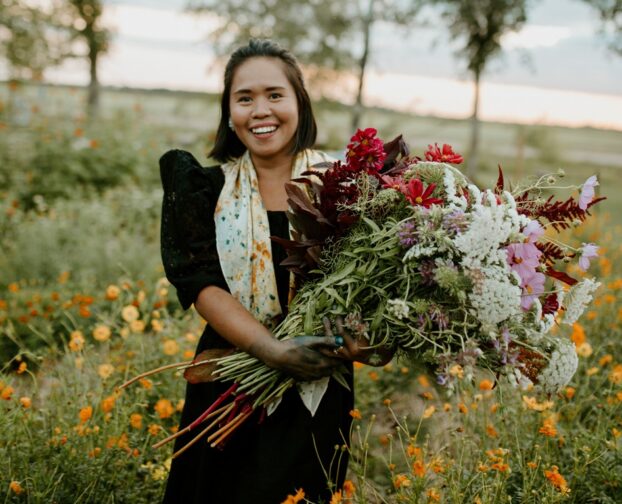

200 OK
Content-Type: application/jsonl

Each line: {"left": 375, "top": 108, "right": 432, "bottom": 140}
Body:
{"left": 209, "top": 39, "right": 317, "bottom": 163}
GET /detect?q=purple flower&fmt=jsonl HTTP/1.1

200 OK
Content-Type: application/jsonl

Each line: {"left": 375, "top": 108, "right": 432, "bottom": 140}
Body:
{"left": 506, "top": 242, "right": 542, "bottom": 281}
{"left": 520, "top": 271, "right": 546, "bottom": 310}
{"left": 442, "top": 210, "right": 467, "bottom": 234}
{"left": 398, "top": 221, "right": 418, "bottom": 247}
{"left": 419, "top": 260, "right": 436, "bottom": 286}
{"left": 578, "top": 243, "right": 599, "bottom": 271}
{"left": 522, "top": 220, "right": 544, "bottom": 243}
{"left": 579, "top": 175, "right": 599, "bottom": 210}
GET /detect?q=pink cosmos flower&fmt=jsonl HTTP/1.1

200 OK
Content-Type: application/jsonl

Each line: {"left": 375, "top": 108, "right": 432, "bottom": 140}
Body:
{"left": 522, "top": 220, "right": 544, "bottom": 243}
{"left": 578, "top": 176, "right": 599, "bottom": 210}
{"left": 578, "top": 243, "right": 599, "bottom": 271}
{"left": 521, "top": 271, "right": 546, "bottom": 310}
{"left": 506, "top": 242, "right": 542, "bottom": 281}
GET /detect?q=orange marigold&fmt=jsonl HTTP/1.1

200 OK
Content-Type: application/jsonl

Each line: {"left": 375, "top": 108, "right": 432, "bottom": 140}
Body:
{"left": 343, "top": 480, "right": 355, "bottom": 497}
{"left": 412, "top": 460, "right": 426, "bottom": 478}
{"left": 101, "top": 395, "right": 116, "bottom": 413}
{"left": 539, "top": 417, "right": 558, "bottom": 437}
{"left": 20, "top": 396, "right": 32, "bottom": 408}
{"left": 479, "top": 379, "right": 494, "bottom": 391}
{"left": 9, "top": 481, "right": 23, "bottom": 494}
{"left": 570, "top": 323, "right": 585, "bottom": 346}
{"left": 79, "top": 406, "right": 93, "bottom": 423}
{"left": 544, "top": 465, "right": 570, "bottom": 494}
{"left": 130, "top": 413, "right": 143, "bottom": 429}
{"left": 609, "top": 364, "right": 622, "bottom": 384}
{"left": 281, "top": 488, "right": 305, "bottom": 504}
{"left": 154, "top": 399, "right": 174, "bottom": 419}
{"left": 1, "top": 386, "right": 14, "bottom": 400}
{"left": 393, "top": 474, "right": 411, "bottom": 488}
{"left": 349, "top": 408, "right": 362, "bottom": 420}
{"left": 329, "top": 490, "right": 342, "bottom": 504}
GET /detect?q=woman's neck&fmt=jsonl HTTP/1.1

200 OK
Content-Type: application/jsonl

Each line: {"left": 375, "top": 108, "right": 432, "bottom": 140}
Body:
{"left": 250, "top": 152, "right": 296, "bottom": 211}
{"left": 250, "top": 151, "right": 294, "bottom": 182}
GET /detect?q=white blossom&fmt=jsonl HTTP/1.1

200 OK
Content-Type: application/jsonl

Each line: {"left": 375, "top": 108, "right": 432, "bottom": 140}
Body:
{"left": 387, "top": 298, "right": 410, "bottom": 320}
{"left": 536, "top": 339, "right": 578, "bottom": 393}
{"left": 468, "top": 266, "right": 522, "bottom": 326}
{"left": 562, "top": 278, "right": 601, "bottom": 325}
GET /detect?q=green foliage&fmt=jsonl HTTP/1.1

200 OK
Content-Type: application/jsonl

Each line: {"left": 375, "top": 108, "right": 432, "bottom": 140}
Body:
{"left": 0, "top": 0, "right": 71, "bottom": 80}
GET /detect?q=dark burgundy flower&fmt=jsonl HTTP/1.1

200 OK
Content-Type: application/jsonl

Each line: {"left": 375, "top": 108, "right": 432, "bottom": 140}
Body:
{"left": 401, "top": 178, "right": 444, "bottom": 208}
{"left": 542, "top": 293, "right": 559, "bottom": 316}
{"left": 424, "top": 143, "right": 463, "bottom": 164}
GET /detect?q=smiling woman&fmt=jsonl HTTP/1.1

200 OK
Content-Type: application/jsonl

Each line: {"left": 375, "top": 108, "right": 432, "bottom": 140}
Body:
{"left": 158, "top": 40, "right": 355, "bottom": 504}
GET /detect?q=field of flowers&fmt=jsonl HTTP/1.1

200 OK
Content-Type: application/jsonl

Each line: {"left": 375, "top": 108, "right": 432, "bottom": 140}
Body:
{"left": 1, "top": 82, "right": 621, "bottom": 503}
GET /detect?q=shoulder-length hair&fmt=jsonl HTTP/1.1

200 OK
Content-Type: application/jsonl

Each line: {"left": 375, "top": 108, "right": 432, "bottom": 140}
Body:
{"left": 209, "top": 39, "right": 317, "bottom": 163}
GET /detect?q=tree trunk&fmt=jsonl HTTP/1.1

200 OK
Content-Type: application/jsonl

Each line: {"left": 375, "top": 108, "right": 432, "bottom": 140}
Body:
{"left": 351, "top": 0, "right": 374, "bottom": 134}
{"left": 466, "top": 70, "right": 481, "bottom": 179}
{"left": 87, "top": 42, "right": 99, "bottom": 120}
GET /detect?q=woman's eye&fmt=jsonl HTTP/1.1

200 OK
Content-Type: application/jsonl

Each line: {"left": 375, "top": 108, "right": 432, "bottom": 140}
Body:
{"left": 238, "top": 96, "right": 251, "bottom": 103}
{"left": 269, "top": 93, "right": 282, "bottom": 100}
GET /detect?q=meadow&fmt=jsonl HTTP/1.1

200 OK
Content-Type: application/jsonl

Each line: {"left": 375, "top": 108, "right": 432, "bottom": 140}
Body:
{"left": 0, "top": 81, "right": 621, "bottom": 503}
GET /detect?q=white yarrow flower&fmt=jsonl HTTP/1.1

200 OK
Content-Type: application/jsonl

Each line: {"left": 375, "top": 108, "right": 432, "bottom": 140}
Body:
{"left": 387, "top": 298, "right": 410, "bottom": 320}
{"left": 536, "top": 339, "right": 579, "bottom": 393}
{"left": 562, "top": 278, "right": 601, "bottom": 325}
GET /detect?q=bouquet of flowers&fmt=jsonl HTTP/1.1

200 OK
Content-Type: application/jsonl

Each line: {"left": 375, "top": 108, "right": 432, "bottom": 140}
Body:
{"left": 122, "top": 129, "right": 603, "bottom": 454}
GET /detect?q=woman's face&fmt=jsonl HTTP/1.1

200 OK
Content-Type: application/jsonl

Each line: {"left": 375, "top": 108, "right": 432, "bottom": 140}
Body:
{"left": 229, "top": 57, "right": 299, "bottom": 162}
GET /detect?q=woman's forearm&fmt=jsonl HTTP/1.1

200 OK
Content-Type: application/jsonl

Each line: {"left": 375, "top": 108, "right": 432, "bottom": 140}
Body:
{"left": 193, "top": 285, "right": 281, "bottom": 366}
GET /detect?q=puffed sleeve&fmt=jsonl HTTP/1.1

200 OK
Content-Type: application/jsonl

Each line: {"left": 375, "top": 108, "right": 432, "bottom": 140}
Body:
{"left": 159, "top": 149, "right": 229, "bottom": 310}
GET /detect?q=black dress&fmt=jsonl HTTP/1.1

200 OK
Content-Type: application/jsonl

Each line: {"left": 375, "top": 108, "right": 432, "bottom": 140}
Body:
{"left": 159, "top": 150, "right": 353, "bottom": 504}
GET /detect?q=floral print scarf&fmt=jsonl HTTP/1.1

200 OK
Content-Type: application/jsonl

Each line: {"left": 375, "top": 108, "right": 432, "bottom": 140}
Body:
{"left": 215, "top": 148, "right": 332, "bottom": 329}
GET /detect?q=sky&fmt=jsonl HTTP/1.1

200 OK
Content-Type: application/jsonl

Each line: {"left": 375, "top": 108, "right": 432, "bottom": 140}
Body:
{"left": 37, "top": 0, "right": 622, "bottom": 130}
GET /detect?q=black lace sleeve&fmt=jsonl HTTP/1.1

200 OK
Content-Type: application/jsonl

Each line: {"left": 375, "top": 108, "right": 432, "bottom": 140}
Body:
{"left": 159, "top": 149, "right": 228, "bottom": 310}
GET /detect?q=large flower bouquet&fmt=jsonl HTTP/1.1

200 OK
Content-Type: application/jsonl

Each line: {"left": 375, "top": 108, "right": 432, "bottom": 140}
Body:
{"left": 122, "top": 129, "right": 603, "bottom": 454}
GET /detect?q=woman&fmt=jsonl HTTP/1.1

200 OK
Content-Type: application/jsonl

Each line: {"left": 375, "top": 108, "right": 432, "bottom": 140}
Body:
{"left": 159, "top": 39, "right": 369, "bottom": 503}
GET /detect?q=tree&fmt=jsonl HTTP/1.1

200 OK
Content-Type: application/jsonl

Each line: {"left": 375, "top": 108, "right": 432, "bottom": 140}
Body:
{"left": 582, "top": 0, "right": 621, "bottom": 55}
{"left": 186, "top": 0, "right": 420, "bottom": 133}
{"left": 66, "top": 1, "right": 111, "bottom": 118}
{"left": 432, "top": 0, "right": 529, "bottom": 177}
{"left": 0, "top": 0, "right": 69, "bottom": 81}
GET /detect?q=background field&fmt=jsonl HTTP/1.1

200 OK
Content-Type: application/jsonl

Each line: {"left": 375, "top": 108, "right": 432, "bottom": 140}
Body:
{"left": 1, "top": 82, "right": 621, "bottom": 503}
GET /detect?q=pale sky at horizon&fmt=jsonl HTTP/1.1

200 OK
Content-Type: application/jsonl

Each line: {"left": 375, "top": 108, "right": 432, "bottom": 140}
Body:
{"left": 17, "top": 0, "right": 622, "bottom": 130}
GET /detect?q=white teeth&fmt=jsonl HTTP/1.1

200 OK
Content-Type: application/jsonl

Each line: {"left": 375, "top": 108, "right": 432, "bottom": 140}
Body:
{"left": 251, "top": 126, "right": 277, "bottom": 134}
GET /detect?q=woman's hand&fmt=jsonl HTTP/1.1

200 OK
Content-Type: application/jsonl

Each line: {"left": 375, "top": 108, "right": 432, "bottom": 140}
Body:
{"left": 319, "top": 316, "right": 395, "bottom": 367}
{"left": 262, "top": 336, "right": 345, "bottom": 382}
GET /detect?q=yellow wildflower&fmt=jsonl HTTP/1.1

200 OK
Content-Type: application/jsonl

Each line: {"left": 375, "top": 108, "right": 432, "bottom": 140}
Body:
{"left": 92, "top": 324, "right": 111, "bottom": 342}
{"left": 576, "top": 342, "right": 593, "bottom": 357}
{"left": 121, "top": 305, "right": 139, "bottom": 322}
{"left": 422, "top": 405, "right": 436, "bottom": 419}
{"left": 479, "top": 379, "right": 494, "bottom": 391}
{"left": 69, "top": 330, "right": 85, "bottom": 351}
{"left": 522, "top": 395, "right": 554, "bottom": 411}
{"left": 393, "top": 474, "right": 411, "bottom": 488}
{"left": 162, "top": 339, "right": 179, "bottom": 356}
{"left": 599, "top": 354, "right": 613, "bottom": 367}
{"left": 20, "top": 396, "right": 31, "bottom": 408}
{"left": 105, "top": 285, "right": 121, "bottom": 301}
{"left": 130, "top": 319, "right": 146, "bottom": 333}
{"left": 98, "top": 363, "right": 115, "bottom": 380}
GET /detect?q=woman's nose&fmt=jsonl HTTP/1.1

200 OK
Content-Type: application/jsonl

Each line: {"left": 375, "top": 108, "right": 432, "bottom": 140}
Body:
{"left": 251, "top": 97, "right": 270, "bottom": 118}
